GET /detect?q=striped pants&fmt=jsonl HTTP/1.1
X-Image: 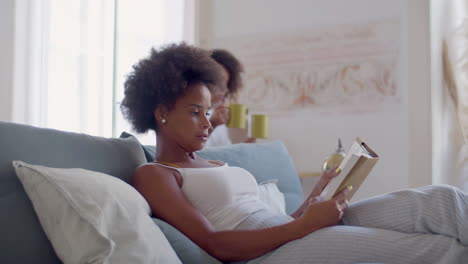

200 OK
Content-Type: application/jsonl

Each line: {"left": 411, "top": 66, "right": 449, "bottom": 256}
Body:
{"left": 235, "top": 185, "right": 468, "bottom": 264}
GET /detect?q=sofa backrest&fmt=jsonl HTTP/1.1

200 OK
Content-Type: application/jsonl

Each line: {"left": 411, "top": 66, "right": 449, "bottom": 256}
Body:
{"left": 0, "top": 121, "right": 147, "bottom": 264}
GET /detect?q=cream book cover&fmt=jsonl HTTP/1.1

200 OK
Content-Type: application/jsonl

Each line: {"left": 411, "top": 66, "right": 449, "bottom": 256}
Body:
{"left": 321, "top": 137, "right": 379, "bottom": 200}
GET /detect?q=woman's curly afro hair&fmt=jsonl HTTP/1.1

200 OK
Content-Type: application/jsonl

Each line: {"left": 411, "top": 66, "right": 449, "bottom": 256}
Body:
{"left": 120, "top": 43, "right": 224, "bottom": 133}
{"left": 210, "top": 49, "right": 244, "bottom": 98}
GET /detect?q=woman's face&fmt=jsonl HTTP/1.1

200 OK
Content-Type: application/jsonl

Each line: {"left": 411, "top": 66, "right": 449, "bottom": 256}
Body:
{"left": 162, "top": 83, "right": 212, "bottom": 152}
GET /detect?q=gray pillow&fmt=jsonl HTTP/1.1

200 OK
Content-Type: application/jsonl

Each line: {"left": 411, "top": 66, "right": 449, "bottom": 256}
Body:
{"left": 0, "top": 122, "right": 147, "bottom": 264}
{"left": 120, "top": 131, "right": 155, "bottom": 162}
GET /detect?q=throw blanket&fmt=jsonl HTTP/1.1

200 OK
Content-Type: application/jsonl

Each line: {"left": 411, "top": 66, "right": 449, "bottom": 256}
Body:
{"left": 232, "top": 185, "right": 468, "bottom": 264}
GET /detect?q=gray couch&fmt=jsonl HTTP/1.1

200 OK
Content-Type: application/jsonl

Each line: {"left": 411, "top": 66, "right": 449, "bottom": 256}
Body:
{"left": 0, "top": 121, "right": 303, "bottom": 263}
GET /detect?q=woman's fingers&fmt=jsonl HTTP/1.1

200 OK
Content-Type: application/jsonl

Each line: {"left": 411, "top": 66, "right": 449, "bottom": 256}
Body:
{"left": 323, "top": 166, "right": 341, "bottom": 180}
{"left": 336, "top": 199, "right": 349, "bottom": 211}
{"left": 307, "top": 195, "right": 323, "bottom": 205}
{"left": 333, "top": 199, "right": 348, "bottom": 220}
{"left": 335, "top": 185, "right": 353, "bottom": 200}
{"left": 312, "top": 167, "right": 341, "bottom": 196}
{"left": 332, "top": 185, "right": 352, "bottom": 218}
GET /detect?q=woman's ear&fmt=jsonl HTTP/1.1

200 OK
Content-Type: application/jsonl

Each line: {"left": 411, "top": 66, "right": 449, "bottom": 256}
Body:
{"left": 154, "top": 106, "right": 167, "bottom": 124}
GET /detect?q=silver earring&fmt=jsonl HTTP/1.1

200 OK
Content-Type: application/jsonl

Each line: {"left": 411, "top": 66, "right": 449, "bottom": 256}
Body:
{"left": 162, "top": 119, "right": 166, "bottom": 124}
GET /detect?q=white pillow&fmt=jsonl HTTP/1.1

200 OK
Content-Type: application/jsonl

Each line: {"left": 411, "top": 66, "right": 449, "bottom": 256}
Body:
{"left": 13, "top": 161, "right": 181, "bottom": 264}
{"left": 258, "top": 180, "right": 286, "bottom": 215}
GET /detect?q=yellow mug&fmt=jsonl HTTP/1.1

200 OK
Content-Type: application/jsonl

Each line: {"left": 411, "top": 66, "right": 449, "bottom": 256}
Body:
{"left": 227, "top": 104, "right": 248, "bottom": 128}
{"left": 251, "top": 114, "right": 269, "bottom": 139}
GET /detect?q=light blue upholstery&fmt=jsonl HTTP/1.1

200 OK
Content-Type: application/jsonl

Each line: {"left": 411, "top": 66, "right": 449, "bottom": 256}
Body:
{"left": 0, "top": 122, "right": 147, "bottom": 264}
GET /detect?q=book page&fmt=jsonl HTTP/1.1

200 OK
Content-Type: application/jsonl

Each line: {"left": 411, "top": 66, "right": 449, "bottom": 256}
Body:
{"left": 336, "top": 139, "right": 363, "bottom": 171}
{"left": 321, "top": 153, "right": 361, "bottom": 200}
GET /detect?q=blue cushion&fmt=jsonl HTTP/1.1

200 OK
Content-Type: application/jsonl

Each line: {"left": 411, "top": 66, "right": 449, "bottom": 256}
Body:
{"left": 0, "top": 122, "right": 147, "bottom": 264}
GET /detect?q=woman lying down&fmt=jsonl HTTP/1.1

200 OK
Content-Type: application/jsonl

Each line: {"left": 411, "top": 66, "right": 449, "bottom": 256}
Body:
{"left": 120, "top": 43, "right": 468, "bottom": 263}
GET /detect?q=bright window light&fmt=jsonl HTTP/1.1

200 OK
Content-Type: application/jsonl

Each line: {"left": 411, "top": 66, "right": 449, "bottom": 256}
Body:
{"left": 44, "top": 0, "right": 186, "bottom": 144}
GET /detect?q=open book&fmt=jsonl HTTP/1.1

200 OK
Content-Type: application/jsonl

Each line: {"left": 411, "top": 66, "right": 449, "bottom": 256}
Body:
{"left": 320, "top": 137, "right": 379, "bottom": 200}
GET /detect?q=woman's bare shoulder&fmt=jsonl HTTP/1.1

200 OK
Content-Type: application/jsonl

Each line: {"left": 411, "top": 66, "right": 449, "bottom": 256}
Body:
{"left": 132, "top": 162, "right": 182, "bottom": 186}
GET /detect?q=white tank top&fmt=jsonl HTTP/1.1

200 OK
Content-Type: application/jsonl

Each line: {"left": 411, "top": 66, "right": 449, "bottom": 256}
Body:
{"left": 154, "top": 162, "right": 268, "bottom": 231}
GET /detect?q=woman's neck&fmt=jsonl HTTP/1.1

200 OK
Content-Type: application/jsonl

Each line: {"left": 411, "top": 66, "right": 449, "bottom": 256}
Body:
{"left": 154, "top": 135, "right": 196, "bottom": 164}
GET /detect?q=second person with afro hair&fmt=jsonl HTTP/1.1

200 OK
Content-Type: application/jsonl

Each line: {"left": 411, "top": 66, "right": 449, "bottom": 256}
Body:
{"left": 205, "top": 49, "right": 256, "bottom": 147}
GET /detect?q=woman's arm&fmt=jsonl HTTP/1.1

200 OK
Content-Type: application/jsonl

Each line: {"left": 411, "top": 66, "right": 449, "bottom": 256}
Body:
{"left": 290, "top": 168, "right": 341, "bottom": 218}
{"left": 132, "top": 164, "right": 347, "bottom": 262}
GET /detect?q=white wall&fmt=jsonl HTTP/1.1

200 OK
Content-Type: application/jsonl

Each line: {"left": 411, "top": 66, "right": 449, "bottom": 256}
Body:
{"left": 0, "top": 0, "right": 15, "bottom": 122}
{"left": 200, "top": 0, "right": 432, "bottom": 201}
{"left": 408, "top": 0, "right": 432, "bottom": 188}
